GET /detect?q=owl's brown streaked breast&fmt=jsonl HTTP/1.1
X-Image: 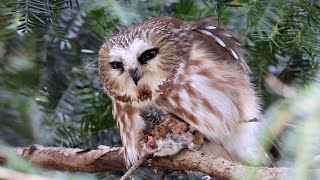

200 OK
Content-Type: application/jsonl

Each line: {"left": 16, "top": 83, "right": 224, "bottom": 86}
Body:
{"left": 137, "top": 85, "right": 153, "bottom": 102}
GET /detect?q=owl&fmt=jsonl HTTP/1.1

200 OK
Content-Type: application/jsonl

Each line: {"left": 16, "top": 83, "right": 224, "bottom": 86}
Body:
{"left": 139, "top": 107, "right": 203, "bottom": 157}
{"left": 99, "top": 16, "right": 266, "bottom": 168}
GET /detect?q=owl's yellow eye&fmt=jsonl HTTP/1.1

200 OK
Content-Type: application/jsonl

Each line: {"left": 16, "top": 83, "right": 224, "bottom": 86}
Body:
{"left": 110, "top": 62, "right": 123, "bottom": 69}
{"left": 138, "top": 48, "right": 158, "bottom": 64}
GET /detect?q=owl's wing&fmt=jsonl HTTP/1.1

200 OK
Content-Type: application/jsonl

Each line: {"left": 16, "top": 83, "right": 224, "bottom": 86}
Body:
{"left": 155, "top": 17, "right": 268, "bottom": 164}
{"left": 188, "top": 17, "right": 250, "bottom": 73}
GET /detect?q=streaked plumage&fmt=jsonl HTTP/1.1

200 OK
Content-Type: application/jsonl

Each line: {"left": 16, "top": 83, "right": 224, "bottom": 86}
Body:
{"left": 99, "top": 16, "right": 265, "bottom": 167}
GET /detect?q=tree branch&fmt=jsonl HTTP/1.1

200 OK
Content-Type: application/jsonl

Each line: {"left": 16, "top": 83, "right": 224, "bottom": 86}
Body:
{"left": 0, "top": 144, "right": 290, "bottom": 179}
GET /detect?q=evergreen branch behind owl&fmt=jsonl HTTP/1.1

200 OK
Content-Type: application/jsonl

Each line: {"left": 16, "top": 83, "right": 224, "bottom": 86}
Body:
{"left": 99, "top": 16, "right": 269, "bottom": 168}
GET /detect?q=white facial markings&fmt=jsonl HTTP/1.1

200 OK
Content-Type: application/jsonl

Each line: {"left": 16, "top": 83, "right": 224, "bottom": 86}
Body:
{"left": 109, "top": 38, "right": 154, "bottom": 68}
{"left": 107, "top": 30, "right": 175, "bottom": 101}
{"left": 127, "top": 39, "right": 153, "bottom": 65}
{"left": 109, "top": 46, "right": 124, "bottom": 62}
{"left": 107, "top": 38, "right": 154, "bottom": 98}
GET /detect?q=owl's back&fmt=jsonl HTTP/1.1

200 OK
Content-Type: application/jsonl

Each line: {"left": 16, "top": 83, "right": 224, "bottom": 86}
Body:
{"left": 154, "top": 17, "right": 263, "bottom": 163}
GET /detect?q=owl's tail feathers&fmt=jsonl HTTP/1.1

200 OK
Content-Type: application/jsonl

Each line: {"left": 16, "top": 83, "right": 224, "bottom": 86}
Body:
{"left": 221, "top": 121, "right": 276, "bottom": 166}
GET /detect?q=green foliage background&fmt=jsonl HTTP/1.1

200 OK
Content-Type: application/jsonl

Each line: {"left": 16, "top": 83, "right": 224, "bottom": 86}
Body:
{"left": 0, "top": 0, "right": 319, "bottom": 179}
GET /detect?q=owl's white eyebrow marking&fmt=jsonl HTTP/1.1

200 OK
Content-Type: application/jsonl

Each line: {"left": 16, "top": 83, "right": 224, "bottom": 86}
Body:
{"left": 196, "top": 29, "right": 226, "bottom": 47}
{"left": 205, "top": 25, "right": 217, "bottom": 30}
{"left": 229, "top": 48, "right": 239, "bottom": 60}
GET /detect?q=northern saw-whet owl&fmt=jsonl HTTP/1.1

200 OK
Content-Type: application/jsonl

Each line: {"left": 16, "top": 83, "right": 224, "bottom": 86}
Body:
{"left": 99, "top": 16, "right": 266, "bottom": 167}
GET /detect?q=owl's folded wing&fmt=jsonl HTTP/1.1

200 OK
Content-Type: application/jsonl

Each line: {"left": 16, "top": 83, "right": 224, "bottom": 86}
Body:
{"left": 188, "top": 17, "right": 250, "bottom": 73}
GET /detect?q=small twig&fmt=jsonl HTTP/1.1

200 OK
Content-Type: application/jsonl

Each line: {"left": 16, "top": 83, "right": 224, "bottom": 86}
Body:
{"left": 217, "top": 0, "right": 223, "bottom": 27}
{"left": 120, "top": 153, "right": 151, "bottom": 180}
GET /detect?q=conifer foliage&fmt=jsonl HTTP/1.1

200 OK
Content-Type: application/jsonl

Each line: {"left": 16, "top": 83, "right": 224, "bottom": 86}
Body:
{"left": 0, "top": 0, "right": 319, "bottom": 179}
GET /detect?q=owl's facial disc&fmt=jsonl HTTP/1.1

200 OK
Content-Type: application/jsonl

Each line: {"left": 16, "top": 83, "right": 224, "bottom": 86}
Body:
{"left": 129, "top": 48, "right": 159, "bottom": 86}
{"left": 99, "top": 27, "right": 179, "bottom": 102}
{"left": 103, "top": 38, "right": 166, "bottom": 100}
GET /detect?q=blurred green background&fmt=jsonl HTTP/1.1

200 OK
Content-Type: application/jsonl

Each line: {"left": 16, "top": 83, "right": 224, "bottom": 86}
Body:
{"left": 0, "top": 0, "right": 319, "bottom": 179}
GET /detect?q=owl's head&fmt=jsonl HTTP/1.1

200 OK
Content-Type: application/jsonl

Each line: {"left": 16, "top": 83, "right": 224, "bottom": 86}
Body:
{"left": 99, "top": 17, "right": 187, "bottom": 102}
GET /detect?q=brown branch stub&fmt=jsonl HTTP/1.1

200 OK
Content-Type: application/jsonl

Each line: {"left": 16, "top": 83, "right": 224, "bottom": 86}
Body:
{"left": 0, "top": 145, "right": 291, "bottom": 179}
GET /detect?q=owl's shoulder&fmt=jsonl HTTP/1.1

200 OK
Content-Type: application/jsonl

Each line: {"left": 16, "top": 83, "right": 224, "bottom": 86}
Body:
{"left": 186, "top": 18, "right": 250, "bottom": 73}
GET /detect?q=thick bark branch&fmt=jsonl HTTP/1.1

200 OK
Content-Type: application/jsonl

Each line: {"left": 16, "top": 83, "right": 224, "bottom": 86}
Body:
{"left": 0, "top": 145, "right": 290, "bottom": 179}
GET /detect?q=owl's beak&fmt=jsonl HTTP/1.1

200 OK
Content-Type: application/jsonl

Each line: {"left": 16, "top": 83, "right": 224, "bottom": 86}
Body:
{"left": 129, "top": 68, "right": 141, "bottom": 86}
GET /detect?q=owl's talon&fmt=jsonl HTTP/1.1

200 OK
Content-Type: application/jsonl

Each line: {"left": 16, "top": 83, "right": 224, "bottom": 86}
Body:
{"left": 187, "top": 142, "right": 203, "bottom": 151}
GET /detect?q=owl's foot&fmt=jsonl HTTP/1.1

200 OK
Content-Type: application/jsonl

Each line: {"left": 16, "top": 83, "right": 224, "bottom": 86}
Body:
{"left": 187, "top": 142, "right": 203, "bottom": 151}
{"left": 187, "top": 130, "right": 204, "bottom": 151}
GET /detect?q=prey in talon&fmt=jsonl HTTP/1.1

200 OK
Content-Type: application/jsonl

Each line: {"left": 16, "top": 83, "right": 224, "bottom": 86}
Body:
{"left": 140, "top": 107, "right": 204, "bottom": 156}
